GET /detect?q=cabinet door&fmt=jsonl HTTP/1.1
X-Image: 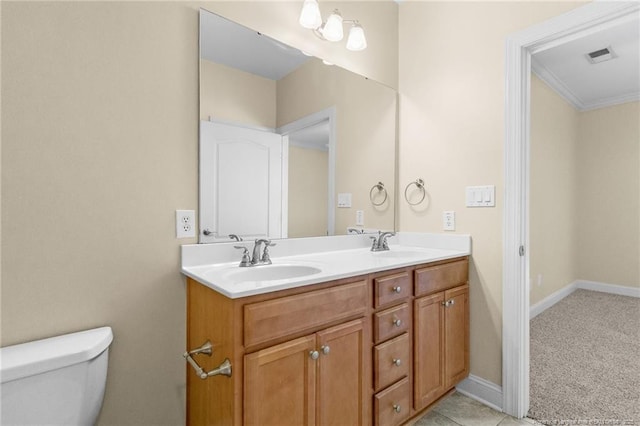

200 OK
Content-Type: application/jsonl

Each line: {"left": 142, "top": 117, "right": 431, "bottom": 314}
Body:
{"left": 444, "top": 284, "right": 469, "bottom": 389}
{"left": 316, "top": 319, "right": 366, "bottom": 426}
{"left": 413, "top": 292, "right": 445, "bottom": 411}
{"left": 244, "top": 335, "right": 317, "bottom": 426}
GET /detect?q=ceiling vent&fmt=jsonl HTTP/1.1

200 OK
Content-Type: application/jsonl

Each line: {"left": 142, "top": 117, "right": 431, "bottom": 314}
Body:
{"left": 586, "top": 46, "right": 617, "bottom": 64}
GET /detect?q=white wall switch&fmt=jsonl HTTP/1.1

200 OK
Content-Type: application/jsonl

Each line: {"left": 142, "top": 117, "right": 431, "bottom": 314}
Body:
{"left": 355, "top": 210, "right": 364, "bottom": 226}
{"left": 337, "top": 193, "right": 352, "bottom": 208}
{"left": 176, "top": 210, "right": 196, "bottom": 238}
{"left": 443, "top": 211, "right": 455, "bottom": 231}
{"left": 465, "top": 185, "right": 496, "bottom": 207}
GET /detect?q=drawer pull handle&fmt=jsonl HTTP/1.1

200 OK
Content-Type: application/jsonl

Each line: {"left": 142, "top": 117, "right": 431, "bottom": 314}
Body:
{"left": 309, "top": 350, "right": 319, "bottom": 360}
{"left": 393, "top": 404, "right": 401, "bottom": 413}
{"left": 321, "top": 345, "right": 330, "bottom": 355}
{"left": 392, "top": 286, "right": 402, "bottom": 293}
{"left": 392, "top": 318, "right": 402, "bottom": 327}
{"left": 392, "top": 358, "right": 402, "bottom": 367}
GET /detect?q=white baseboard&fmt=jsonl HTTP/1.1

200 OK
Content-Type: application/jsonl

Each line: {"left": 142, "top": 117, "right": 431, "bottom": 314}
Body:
{"left": 575, "top": 280, "right": 640, "bottom": 298}
{"left": 530, "top": 283, "right": 577, "bottom": 319}
{"left": 530, "top": 280, "right": 640, "bottom": 320}
{"left": 455, "top": 374, "right": 503, "bottom": 412}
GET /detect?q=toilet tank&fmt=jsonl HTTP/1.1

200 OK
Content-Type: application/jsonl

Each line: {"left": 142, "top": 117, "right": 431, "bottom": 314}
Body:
{"left": 0, "top": 327, "right": 113, "bottom": 426}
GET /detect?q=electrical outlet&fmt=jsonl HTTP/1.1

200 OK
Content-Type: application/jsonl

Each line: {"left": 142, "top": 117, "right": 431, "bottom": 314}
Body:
{"left": 176, "top": 210, "right": 196, "bottom": 238}
{"left": 356, "top": 210, "right": 364, "bottom": 226}
{"left": 443, "top": 211, "right": 455, "bottom": 231}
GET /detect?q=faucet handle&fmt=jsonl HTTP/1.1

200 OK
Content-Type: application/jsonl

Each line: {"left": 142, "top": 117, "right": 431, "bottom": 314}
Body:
{"left": 234, "top": 246, "right": 251, "bottom": 267}
{"left": 261, "top": 241, "right": 275, "bottom": 264}
{"left": 370, "top": 236, "right": 379, "bottom": 251}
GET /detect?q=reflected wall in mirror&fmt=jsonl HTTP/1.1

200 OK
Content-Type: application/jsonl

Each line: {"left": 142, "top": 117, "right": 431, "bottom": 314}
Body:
{"left": 199, "top": 8, "right": 397, "bottom": 243}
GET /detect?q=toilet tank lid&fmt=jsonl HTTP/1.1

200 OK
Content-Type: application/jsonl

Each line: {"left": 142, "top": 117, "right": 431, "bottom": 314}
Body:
{"left": 0, "top": 326, "right": 113, "bottom": 384}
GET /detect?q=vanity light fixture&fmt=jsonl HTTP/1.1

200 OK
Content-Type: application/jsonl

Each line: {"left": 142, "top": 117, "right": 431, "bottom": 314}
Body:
{"left": 298, "top": 0, "right": 367, "bottom": 51}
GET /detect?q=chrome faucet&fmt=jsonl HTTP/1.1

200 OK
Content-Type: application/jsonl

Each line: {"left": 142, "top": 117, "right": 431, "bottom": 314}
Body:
{"left": 229, "top": 234, "right": 243, "bottom": 242}
{"left": 370, "top": 231, "right": 396, "bottom": 252}
{"left": 235, "top": 239, "right": 276, "bottom": 267}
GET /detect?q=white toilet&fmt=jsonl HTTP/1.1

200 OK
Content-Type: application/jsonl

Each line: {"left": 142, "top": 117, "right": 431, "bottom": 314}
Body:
{"left": 0, "top": 326, "right": 113, "bottom": 426}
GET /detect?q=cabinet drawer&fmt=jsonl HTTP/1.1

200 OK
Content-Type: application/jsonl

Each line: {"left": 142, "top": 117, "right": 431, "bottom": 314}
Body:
{"left": 244, "top": 280, "right": 367, "bottom": 348}
{"left": 373, "top": 333, "right": 410, "bottom": 391}
{"left": 373, "top": 377, "right": 411, "bottom": 426}
{"left": 373, "top": 303, "right": 409, "bottom": 344}
{"left": 415, "top": 259, "right": 468, "bottom": 297}
{"left": 374, "top": 272, "right": 411, "bottom": 308}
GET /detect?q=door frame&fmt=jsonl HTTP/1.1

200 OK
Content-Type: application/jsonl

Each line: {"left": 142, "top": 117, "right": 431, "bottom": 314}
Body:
{"left": 278, "top": 106, "right": 337, "bottom": 236}
{"left": 502, "top": 1, "right": 640, "bottom": 417}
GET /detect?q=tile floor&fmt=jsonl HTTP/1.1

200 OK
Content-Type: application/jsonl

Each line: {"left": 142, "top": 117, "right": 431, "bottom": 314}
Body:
{"left": 412, "top": 392, "right": 540, "bottom": 426}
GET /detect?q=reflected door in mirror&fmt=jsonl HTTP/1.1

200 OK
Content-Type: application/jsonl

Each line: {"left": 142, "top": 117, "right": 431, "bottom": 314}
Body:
{"left": 200, "top": 122, "right": 284, "bottom": 242}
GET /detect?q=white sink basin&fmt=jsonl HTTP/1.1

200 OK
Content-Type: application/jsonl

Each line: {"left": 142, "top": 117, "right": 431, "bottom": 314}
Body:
{"left": 222, "top": 264, "right": 323, "bottom": 282}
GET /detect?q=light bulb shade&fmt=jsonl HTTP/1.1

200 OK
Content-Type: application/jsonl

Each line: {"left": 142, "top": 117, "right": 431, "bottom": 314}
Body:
{"left": 299, "top": 0, "right": 322, "bottom": 29}
{"left": 346, "top": 23, "right": 367, "bottom": 51}
{"left": 322, "top": 10, "right": 344, "bottom": 42}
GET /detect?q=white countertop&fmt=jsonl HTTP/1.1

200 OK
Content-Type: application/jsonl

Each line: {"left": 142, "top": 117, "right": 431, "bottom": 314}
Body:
{"left": 181, "top": 232, "right": 471, "bottom": 299}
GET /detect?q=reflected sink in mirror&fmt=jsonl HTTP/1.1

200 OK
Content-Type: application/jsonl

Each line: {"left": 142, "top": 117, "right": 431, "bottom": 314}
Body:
{"left": 222, "top": 264, "right": 322, "bottom": 283}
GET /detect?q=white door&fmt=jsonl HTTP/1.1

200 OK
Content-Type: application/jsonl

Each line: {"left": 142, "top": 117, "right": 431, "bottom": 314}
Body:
{"left": 200, "top": 121, "right": 283, "bottom": 243}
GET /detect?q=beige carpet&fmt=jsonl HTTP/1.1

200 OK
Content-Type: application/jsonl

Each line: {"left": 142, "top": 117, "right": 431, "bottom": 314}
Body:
{"left": 528, "top": 289, "right": 640, "bottom": 425}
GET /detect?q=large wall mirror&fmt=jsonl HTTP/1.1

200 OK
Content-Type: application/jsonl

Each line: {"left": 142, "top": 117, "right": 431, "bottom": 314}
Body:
{"left": 199, "top": 8, "right": 397, "bottom": 243}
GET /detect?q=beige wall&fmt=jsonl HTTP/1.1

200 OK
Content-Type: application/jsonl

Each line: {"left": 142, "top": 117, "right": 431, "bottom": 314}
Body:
{"left": 2, "top": 3, "right": 198, "bottom": 424}
{"left": 576, "top": 101, "right": 640, "bottom": 288}
{"left": 288, "top": 145, "right": 328, "bottom": 238}
{"left": 529, "top": 76, "right": 639, "bottom": 305}
{"left": 277, "top": 58, "right": 397, "bottom": 234}
{"left": 1, "top": 2, "right": 398, "bottom": 425}
{"left": 397, "top": 1, "right": 585, "bottom": 386}
{"left": 200, "top": 59, "right": 276, "bottom": 127}
{"left": 529, "top": 75, "right": 579, "bottom": 305}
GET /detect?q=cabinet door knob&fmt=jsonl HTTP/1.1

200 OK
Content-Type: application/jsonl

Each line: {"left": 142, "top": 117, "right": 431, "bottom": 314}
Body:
{"left": 309, "top": 350, "right": 319, "bottom": 360}
{"left": 441, "top": 299, "right": 455, "bottom": 307}
{"left": 392, "top": 358, "right": 402, "bottom": 367}
{"left": 392, "top": 286, "right": 402, "bottom": 293}
{"left": 321, "top": 345, "right": 330, "bottom": 355}
{"left": 392, "top": 318, "right": 402, "bottom": 327}
{"left": 393, "top": 404, "right": 401, "bottom": 413}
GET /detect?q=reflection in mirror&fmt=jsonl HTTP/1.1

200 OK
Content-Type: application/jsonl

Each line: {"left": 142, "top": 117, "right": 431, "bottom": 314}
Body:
{"left": 199, "top": 8, "right": 397, "bottom": 243}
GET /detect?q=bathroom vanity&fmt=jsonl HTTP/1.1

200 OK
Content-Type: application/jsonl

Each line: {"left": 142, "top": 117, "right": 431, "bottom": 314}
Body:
{"left": 182, "top": 233, "right": 470, "bottom": 425}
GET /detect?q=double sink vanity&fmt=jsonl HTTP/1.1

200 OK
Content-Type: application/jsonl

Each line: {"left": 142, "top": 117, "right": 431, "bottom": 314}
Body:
{"left": 181, "top": 232, "right": 471, "bottom": 425}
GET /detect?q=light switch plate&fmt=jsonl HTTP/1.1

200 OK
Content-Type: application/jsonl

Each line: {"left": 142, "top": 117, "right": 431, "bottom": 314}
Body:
{"left": 337, "top": 193, "right": 352, "bottom": 208}
{"left": 466, "top": 185, "right": 495, "bottom": 207}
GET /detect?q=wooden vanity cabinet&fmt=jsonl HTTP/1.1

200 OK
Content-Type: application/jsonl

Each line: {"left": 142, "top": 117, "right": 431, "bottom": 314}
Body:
{"left": 244, "top": 318, "right": 366, "bottom": 426}
{"left": 186, "top": 276, "right": 370, "bottom": 426}
{"left": 186, "top": 256, "right": 469, "bottom": 426}
{"left": 413, "top": 260, "right": 469, "bottom": 412}
{"left": 371, "top": 270, "right": 413, "bottom": 426}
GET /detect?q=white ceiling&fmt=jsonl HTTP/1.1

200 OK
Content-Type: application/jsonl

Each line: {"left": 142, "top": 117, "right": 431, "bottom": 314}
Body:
{"left": 200, "top": 9, "right": 310, "bottom": 81}
{"left": 532, "top": 15, "right": 640, "bottom": 111}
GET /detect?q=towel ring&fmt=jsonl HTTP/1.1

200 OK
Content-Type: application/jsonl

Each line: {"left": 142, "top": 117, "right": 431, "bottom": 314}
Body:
{"left": 404, "top": 178, "right": 426, "bottom": 206}
{"left": 369, "top": 182, "right": 388, "bottom": 206}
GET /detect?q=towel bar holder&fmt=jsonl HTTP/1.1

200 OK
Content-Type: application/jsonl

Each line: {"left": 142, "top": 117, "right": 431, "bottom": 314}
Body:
{"left": 184, "top": 340, "right": 232, "bottom": 379}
